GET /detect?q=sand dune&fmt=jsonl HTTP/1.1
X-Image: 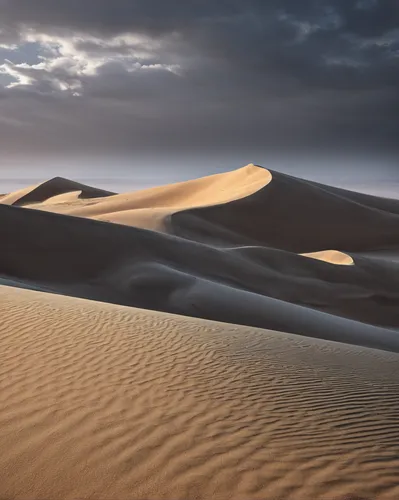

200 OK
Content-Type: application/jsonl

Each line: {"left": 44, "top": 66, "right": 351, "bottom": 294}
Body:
{"left": 302, "top": 250, "right": 355, "bottom": 266}
{"left": 1, "top": 176, "right": 115, "bottom": 206}
{"left": 1, "top": 165, "right": 399, "bottom": 499}
{"left": 20, "top": 164, "right": 271, "bottom": 231}
{"left": 2, "top": 200, "right": 399, "bottom": 342}
{"left": 0, "top": 285, "right": 398, "bottom": 500}
{"left": 170, "top": 168, "right": 399, "bottom": 251}
{"left": 2, "top": 167, "right": 399, "bottom": 331}
{"left": 41, "top": 190, "right": 83, "bottom": 204}
{"left": 18, "top": 165, "right": 399, "bottom": 255}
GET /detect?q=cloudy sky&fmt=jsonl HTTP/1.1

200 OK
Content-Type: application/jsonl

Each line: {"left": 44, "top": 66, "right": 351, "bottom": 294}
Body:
{"left": 0, "top": 0, "right": 398, "bottom": 182}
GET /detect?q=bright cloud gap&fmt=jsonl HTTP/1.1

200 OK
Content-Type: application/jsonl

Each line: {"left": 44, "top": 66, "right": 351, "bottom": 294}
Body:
{"left": 0, "top": 32, "right": 181, "bottom": 96}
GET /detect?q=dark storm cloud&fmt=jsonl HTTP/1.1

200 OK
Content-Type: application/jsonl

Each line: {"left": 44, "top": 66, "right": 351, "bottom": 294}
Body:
{"left": 0, "top": 0, "right": 398, "bottom": 156}
{"left": 2, "top": 0, "right": 398, "bottom": 84}
{"left": 1, "top": 0, "right": 397, "bottom": 40}
{"left": 0, "top": 0, "right": 395, "bottom": 32}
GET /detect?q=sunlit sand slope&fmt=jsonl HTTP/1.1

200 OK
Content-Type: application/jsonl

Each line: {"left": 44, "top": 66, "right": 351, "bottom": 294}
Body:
{"left": 302, "top": 250, "right": 354, "bottom": 266}
{"left": 19, "top": 164, "right": 271, "bottom": 231}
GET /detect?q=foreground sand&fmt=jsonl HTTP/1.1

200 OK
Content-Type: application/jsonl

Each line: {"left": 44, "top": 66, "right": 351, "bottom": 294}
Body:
{"left": 1, "top": 285, "right": 398, "bottom": 500}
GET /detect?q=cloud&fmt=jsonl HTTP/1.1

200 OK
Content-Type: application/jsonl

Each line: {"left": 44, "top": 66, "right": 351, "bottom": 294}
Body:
{"left": 0, "top": 0, "right": 397, "bottom": 157}
{"left": 0, "top": 32, "right": 181, "bottom": 99}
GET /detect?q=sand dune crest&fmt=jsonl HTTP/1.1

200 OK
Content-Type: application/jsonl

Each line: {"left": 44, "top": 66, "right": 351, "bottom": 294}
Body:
{"left": 20, "top": 164, "right": 272, "bottom": 231}
{"left": 1, "top": 176, "right": 115, "bottom": 206}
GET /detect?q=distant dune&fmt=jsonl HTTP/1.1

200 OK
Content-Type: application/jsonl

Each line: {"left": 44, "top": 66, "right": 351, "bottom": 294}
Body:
{"left": 19, "top": 164, "right": 271, "bottom": 231}
{"left": 1, "top": 164, "right": 399, "bottom": 499}
{"left": 0, "top": 176, "right": 115, "bottom": 206}
{"left": 170, "top": 168, "right": 399, "bottom": 251}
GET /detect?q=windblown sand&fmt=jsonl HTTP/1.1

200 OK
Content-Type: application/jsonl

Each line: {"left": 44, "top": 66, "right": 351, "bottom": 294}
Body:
{"left": 1, "top": 164, "right": 399, "bottom": 499}
{"left": 1, "top": 286, "right": 398, "bottom": 500}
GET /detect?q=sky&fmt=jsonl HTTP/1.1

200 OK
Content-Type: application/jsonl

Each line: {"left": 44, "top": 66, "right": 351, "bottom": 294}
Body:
{"left": 0, "top": 0, "right": 398, "bottom": 187}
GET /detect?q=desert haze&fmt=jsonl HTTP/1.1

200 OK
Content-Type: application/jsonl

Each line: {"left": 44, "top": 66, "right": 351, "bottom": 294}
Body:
{"left": 1, "top": 164, "right": 399, "bottom": 500}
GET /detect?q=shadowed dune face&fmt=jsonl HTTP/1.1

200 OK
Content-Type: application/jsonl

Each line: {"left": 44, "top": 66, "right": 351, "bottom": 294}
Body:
{"left": 2, "top": 201, "right": 399, "bottom": 351}
{"left": 170, "top": 168, "right": 399, "bottom": 252}
{"left": 4, "top": 165, "right": 399, "bottom": 257}
{"left": 2, "top": 165, "right": 399, "bottom": 344}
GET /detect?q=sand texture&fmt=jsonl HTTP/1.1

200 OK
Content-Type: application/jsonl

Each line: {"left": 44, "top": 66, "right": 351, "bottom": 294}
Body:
{"left": 1, "top": 164, "right": 399, "bottom": 499}
{"left": 1, "top": 286, "right": 399, "bottom": 500}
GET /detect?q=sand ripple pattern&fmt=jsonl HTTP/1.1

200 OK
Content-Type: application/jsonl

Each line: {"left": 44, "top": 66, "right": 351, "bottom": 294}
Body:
{"left": 0, "top": 286, "right": 398, "bottom": 500}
